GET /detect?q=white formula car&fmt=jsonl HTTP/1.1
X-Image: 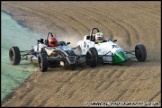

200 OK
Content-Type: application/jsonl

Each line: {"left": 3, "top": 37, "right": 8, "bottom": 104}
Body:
{"left": 74, "top": 28, "right": 147, "bottom": 67}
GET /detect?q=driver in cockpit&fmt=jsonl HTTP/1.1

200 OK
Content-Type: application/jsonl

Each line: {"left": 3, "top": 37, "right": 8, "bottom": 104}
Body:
{"left": 95, "top": 32, "right": 104, "bottom": 43}
{"left": 37, "top": 36, "right": 59, "bottom": 52}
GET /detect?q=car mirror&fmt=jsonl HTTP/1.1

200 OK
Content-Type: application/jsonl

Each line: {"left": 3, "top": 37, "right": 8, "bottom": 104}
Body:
{"left": 67, "top": 42, "right": 70, "bottom": 45}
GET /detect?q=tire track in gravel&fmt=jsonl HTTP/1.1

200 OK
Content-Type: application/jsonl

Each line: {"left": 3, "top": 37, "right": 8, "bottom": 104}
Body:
{"left": 93, "top": 66, "right": 145, "bottom": 101}
{"left": 54, "top": 71, "right": 80, "bottom": 94}
{"left": 39, "top": 3, "right": 90, "bottom": 36}
{"left": 114, "top": 89, "right": 128, "bottom": 101}
{"left": 28, "top": 88, "right": 54, "bottom": 106}
{"left": 90, "top": 3, "right": 160, "bottom": 52}
{"left": 18, "top": 5, "right": 70, "bottom": 37}
{"left": 19, "top": 2, "right": 155, "bottom": 101}
{"left": 95, "top": 69, "right": 117, "bottom": 90}
{"left": 28, "top": 71, "right": 74, "bottom": 106}
{"left": 62, "top": 3, "right": 114, "bottom": 39}
{"left": 56, "top": 68, "right": 100, "bottom": 99}
{"left": 90, "top": 7, "right": 134, "bottom": 47}
{"left": 66, "top": 9, "right": 114, "bottom": 39}
{"left": 124, "top": 18, "right": 159, "bottom": 61}
{"left": 126, "top": 4, "right": 161, "bottom": 28}
{"left": 131, "top": 19, "right": 159, "bottom": 61}
{"left": 103, "top": 69, "right": 126, "bottom": 91}
{"left": 44, "top": 68, "right": 98, "bottom": 105}
{"left": 117, "top": 68, "right": 155, "bottom": 101}
{"left": 72, "top": 68, "right": 128, "bottom": 102}
{"left": 130, "top": 5, "right": 160, "bottom": 22}
{"left": 23, "top": 2, "right": 90, "bottom": 40}
{"left": 43, "top": 68, "right": 88, "bottom": 102}
{"left": 3, "top": 2, "right": 75, "bottom": 37}
{"left": 149, "top": 91, "right": 161, "bottom": 102}
{"left": 2, "top": 3, "right": 69, "bottom": 37}
{"left": 115, "top": 20, "right": 140, "bottom": 46}
{"left": 67, "top": 69, "right": 112, "bottom": 106}
{"left": 17, "top": 71, "right": 68, "bottom": 106}
{"left": 14, "top": 86, "right": 38, "bottom": 107}
{"left": 122, "top": 5, "right": 160, "bottom": 56}
{"left": 50, "top": 68, "right": 102, "bottom": 103}
{"left": 20, "top": 3, "right": 94, "bottom": 43}
{"left": 76, "top": 4, "right": 133, "bottom": 47}
{"left": 1, "top": 1, "right": 161, "bottom": 106}
{"left": 10, "top": 73, "right": 42, "bottom": 103}
{"left": 84, "top": 2, "right": 160, "bottom": 60}
{"left": 3, "top": 68, "right": 74, "bottom": 106}
{"left": 92, "top": 60, "right": 146, "bottom": 101}
{"left": 32, "top": 4, "right": 83, "bottom": 38}
{"left": 114, "top": 70, "right": 144, "bottom": 101}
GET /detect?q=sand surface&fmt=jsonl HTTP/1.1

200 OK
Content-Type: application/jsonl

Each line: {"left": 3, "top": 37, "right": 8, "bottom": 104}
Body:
{"left": 1, "top": 1, "right": 161, "bottom": 107}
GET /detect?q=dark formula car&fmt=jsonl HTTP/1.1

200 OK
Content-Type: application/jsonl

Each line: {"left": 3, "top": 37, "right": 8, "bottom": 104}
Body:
{"left": 9, "top": 32, "right": 78, "bottom": 72}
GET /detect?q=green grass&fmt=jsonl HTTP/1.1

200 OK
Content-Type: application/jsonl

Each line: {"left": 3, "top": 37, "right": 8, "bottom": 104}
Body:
{"left": 1, "top": 11, "right": 41, "bottom": 102}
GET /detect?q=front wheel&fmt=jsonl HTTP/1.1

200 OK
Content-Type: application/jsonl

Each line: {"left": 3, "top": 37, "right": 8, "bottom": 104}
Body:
{"left": 9, "top": 46, "right": 21, "bottom": 65}
{"left": 135, "top": 44, "right": 147, "bottom": 62}
{"left": 86, "top": 48, "right": 98, "bottom": 67}
{"left": 38, "top": 54, "right": 48, "bottom": 72}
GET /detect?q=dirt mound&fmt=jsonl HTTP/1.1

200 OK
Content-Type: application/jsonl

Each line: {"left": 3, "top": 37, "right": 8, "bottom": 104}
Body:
{"left": 1, "top": 1, "right": 161, "bottom": 107}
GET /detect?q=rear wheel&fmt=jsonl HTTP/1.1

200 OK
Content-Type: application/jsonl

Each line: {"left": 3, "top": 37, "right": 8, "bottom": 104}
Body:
{"left": 86, "top": 48, "right": 98, "bottom": 67}
{"left": 38, "top": 54, "right": 48, "bottom": 72}
{"left": 135, "top": 44, "right": 147, "bottom": 62}
{"left": 9, "top": 46, "right": 21, "bottom": 65}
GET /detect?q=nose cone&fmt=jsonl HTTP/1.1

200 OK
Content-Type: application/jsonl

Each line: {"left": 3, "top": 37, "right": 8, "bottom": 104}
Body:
{"left": 112, "top": 51, "right": 128, "bottom": 64}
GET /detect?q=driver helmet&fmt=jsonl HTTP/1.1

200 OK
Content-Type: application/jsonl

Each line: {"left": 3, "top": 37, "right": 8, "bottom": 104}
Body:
{"left": 95, "top": 32, "right": 104, "bottom": 43}
{"left": 48, "top": 37, "right": 59, "bottom": 47}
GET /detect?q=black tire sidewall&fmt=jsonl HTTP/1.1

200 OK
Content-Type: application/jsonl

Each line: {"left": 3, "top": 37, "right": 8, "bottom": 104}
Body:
{"left": 86, "top": 48, "right": 98, "bottom": 67}
{"left": 135, "top": 44, "right": 147, "bottom": 62}
{"left": 9, "top": 46, "right": 21, "bottom": 65}
{"left": 38, "top": 54, "right": 48, "bottom": 72}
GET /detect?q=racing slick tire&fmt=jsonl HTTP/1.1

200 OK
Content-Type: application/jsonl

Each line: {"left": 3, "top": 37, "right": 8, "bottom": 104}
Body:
{"left": 86, "top": 48, "right": 98, "bottom": 67}
{"left": 38, "top": 53, "right": 48, "bottom": 72}
{"left": 9, "top": 46, "right": 21, "bottom": 65}
{"left": 135, "top": 44, "right": 147, "bottom": 62}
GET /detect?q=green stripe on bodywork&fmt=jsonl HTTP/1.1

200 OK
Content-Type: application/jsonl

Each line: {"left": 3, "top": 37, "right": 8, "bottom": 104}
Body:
{"left": 113, "top": 51, "right": 128, "bottom": 64}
